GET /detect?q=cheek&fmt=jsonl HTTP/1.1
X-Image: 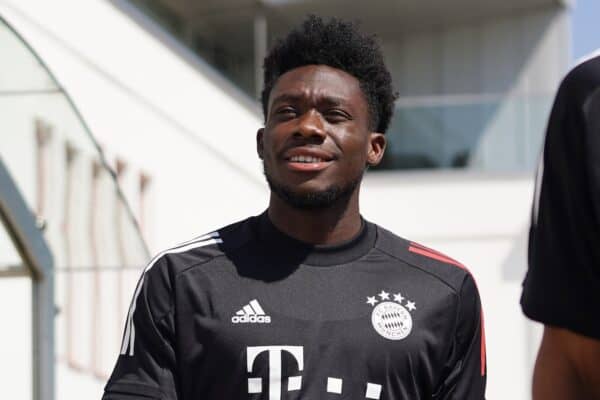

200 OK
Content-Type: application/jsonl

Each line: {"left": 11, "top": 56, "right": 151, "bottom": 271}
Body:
{"left": 261, "top": 134, "right": 279, "bottom": 159}
{"left": 340, "top": 136, "right": 370, "bottom": 163}
{"left": 263, "top": 125, "right": 288, "bottom": 148}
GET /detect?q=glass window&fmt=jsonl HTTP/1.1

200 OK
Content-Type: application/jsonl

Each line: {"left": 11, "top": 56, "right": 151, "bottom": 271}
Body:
{"left": 376, "top": 95, "right": 551, "bottom": 171}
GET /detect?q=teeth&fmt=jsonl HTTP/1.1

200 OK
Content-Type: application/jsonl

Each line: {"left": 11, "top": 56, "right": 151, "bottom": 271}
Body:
{"left": 290, "top": 155, "right": 323, "bottom": 163}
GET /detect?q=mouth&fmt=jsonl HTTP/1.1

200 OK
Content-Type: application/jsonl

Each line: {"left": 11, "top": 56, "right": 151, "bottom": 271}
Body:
{"left": 283, "top": 150, "right": 335, "bottom": 172}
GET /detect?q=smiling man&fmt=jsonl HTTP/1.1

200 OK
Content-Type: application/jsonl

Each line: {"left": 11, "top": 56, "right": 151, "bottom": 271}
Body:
{"left": 103, "top": 16, "right": 486, "bottom": 400}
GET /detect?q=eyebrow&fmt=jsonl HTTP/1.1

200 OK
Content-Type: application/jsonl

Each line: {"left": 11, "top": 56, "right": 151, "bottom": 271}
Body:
{"left": 270, "top": 93, "right": 350, "bottom": 107}
{"left": 270, "top": 93, "right": 303, "bottom": 107}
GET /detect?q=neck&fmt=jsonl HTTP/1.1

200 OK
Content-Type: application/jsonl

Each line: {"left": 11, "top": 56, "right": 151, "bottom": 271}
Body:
{"left": 267, "top": 188, "right": 362, "bottom": 245}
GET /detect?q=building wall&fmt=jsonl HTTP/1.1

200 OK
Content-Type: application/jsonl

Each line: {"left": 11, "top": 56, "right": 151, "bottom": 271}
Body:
{"left": 0, "top": 0, "right": 267, "bottom": 253}
{"left": 384, "top": 7, "right": 569, "bottom": 97}
{"left": 0, "top": 1, "right": 570, "bottom": 400}
{"left": 382, "top": 7, "right": 569, "bottom": 171}
{"left": 0, "top": 1, "right": 265, "bottom": 399}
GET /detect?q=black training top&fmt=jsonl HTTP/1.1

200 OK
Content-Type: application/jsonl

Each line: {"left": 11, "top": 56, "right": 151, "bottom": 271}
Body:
{"left": 103, "top": 212, "right": 486, "bottom": 400}
{"left": 521, "top": 54, "right": 600, "bottom": 339}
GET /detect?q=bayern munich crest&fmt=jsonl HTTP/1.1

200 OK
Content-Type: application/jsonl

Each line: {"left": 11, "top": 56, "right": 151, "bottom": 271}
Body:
{"left": 366, "top": 290, "right": 416, "bottom": 341}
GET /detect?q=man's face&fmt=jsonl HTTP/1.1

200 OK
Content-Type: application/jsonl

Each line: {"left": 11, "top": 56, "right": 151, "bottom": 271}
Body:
{"left": 257, "top": 65, "right": 386, "bottom": 209}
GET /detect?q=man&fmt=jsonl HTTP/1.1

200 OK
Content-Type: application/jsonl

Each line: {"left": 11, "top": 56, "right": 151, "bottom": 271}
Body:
{"left": 521, "top": 52, "right": 600, "bottom": 399}
{"left": 103, "top": 16, "right": 486, "bottom": 400}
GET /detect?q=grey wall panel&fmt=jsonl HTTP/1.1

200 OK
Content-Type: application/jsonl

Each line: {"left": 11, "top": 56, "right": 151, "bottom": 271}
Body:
{"left": 385, "top": 6, "right": 568, "bottom": 98}
{"left": 441, "top": 25, "right": 482, "bottom": 95}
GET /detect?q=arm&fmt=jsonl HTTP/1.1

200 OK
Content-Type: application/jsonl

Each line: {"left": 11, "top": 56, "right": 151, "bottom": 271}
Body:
{"left": 103, "top": 256, "right": 178, "bottom": 400}
{"left": 435, "top": 274, "right": 486, "bottom": 399}
{"left": 533, "top": 326, "right": 600, "bottom": 400}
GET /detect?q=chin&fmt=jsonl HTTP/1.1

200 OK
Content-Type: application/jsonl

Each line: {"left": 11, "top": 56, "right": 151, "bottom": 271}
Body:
{"left": 267, "top": 176, "right": 360, "bottom": 210}
{"left": 263, "top": 162, "right": 364, "bottom": 209}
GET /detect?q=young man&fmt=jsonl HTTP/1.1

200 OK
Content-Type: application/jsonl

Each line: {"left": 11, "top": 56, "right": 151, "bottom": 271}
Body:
{"left": 521, "top": 52, "right": 600, "bottom": 399}
{"left": 103, "top": 16, "right": 486, "bottom": 400}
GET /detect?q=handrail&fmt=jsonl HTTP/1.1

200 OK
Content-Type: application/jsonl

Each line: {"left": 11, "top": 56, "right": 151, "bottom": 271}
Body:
{"left": 0, "top": 157, "right": 52, "bottom": 281}
{"left": 0, "top": 156, "right": 55, "bottom": 400}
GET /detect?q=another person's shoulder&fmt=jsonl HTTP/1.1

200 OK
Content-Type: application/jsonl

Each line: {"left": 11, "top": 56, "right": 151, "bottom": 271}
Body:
{"left": 373, "top": 224, "right": 476, "bottom": 294}
{"left": 559, "top": 51, "right": 600, "bottom": 101}
{"left": 541, "top": 50, "right": 600, "bottom": 159}
{"left": 570, "top": 51, "right": 600, "bottom": 79}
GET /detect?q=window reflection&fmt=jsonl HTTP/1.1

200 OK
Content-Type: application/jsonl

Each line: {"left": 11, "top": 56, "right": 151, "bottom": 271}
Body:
{"left": 377, "top": 95, "right": 552, "bottom": 171}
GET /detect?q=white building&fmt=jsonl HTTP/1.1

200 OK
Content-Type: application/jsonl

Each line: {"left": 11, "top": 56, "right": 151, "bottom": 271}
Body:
{"left": 0, "top": 0, "right": 573, "bottom": 399}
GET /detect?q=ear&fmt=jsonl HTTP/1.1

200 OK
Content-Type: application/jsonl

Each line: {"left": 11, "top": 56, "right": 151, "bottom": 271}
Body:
{"left": 256, "top": 128, "right": 265, "bottom": 160}
{"left": 366, "top": 132, "right": 386, "bottom": 166}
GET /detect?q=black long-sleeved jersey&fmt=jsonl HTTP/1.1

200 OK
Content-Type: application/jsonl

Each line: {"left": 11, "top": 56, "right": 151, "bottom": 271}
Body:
{"left": 104, "top": 212, "right": 486, "bottom": 399}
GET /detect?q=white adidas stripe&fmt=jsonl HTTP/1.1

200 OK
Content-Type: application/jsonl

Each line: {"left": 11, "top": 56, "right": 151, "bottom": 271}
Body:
{"left": 174, "top": 231, "right": 220, "bottom": 248}
{"left": 120, "top": 233, "right": 222, "bottom": 356}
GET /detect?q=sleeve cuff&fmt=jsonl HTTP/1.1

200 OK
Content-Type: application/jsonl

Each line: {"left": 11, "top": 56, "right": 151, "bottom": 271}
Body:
{"left": 103, "top": 381, "right": 163, "bottom": 399}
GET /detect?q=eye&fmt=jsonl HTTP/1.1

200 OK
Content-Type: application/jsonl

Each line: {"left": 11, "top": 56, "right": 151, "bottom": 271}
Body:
{"left": 324, "top": 109, "right": 351, "bottom": 123}
{"left": 275, "top": 106, "right": 297, "bottom": 117}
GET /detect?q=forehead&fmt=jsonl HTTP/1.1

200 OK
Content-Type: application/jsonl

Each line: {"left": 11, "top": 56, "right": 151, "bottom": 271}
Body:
{"left": 268, "top": 65, "right": 367, "bottom": 108}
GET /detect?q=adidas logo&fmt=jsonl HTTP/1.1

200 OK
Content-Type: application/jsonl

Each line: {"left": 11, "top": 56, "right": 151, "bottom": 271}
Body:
{"left": 231, "top": 299, "right": 271, "bottom": 324}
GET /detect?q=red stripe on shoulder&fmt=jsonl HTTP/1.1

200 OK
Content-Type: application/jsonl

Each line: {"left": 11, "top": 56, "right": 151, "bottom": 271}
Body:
{"left": 408, "top": 244, "right": 467, "bottom": 270}
{"left": 481, "top": 308, "right": 486, "bottom": 376}
{"left": 409, "top": 241, "right": 446, "bottom": 256}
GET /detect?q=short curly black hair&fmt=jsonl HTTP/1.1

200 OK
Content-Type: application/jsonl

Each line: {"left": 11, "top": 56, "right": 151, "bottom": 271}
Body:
{"left": 261, "top": 15, "right": 397, "bottom": 133}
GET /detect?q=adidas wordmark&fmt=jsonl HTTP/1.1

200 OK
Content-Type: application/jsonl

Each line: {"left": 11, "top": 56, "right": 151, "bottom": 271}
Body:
{"left": 231, "top": 299, "right": 271, "bottom": 324}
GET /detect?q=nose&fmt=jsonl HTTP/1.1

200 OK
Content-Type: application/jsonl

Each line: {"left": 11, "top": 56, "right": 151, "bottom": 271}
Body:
{"left": 295, "top": 109, "right": 326, "bottom": 142}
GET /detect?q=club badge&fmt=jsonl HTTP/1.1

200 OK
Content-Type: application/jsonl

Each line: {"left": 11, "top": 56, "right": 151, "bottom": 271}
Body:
{"left": 366, "top": 290, "right": 416, "bottom": 341}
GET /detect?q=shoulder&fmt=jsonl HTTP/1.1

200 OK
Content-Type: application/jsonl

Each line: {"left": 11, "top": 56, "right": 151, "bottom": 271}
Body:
{"left": 570, "top": 51, "right": 600, "bottom": 83}
{"left": 557, "top": 54, "right": 600, "bottom": 107}
{"left": 373, "top": 224, "right": 476, "bottom": 294}
{"left": 144, "top": 215, "right": 257, "bottom": 280}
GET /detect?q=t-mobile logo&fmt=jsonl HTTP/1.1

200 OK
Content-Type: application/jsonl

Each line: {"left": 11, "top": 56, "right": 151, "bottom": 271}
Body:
{"left": 247, "top": 346, "right": 303, "bottom": 400}
{"left": 246, "top": 346, "right": 382, "bottom": 399}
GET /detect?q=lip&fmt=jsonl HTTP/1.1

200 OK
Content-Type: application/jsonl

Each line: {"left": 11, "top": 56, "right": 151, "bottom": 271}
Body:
{"left": 282, "top": 147, "right": 336, "bottom": 172}
{"left": 285, "top": 160, "right": 333, "bottom": 172}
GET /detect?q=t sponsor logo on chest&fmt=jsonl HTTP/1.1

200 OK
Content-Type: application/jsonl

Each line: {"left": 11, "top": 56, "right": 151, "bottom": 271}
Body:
{"left": 366, "top": 289, "right": 416, "bottom": 340}
{"left": 232, "top": 299, "right": 271, "bottom": 324}
{"left": 246, "top": 346, "right": 383, "bottom": 399}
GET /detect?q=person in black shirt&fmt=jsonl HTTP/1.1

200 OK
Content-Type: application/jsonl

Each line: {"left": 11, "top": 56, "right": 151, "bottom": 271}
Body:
{"left": 104, "top": 15, "right": 486, "bottom": 400}
{"left": 521, "top": 53, "right": 600, "bottom": 399}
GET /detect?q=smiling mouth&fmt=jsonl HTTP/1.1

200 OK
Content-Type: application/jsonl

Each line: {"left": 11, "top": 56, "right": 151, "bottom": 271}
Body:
{"left": 288, "top": 155, "right": 328, "bottom": 163}
{"left": 284, "top": 154, "right": 334, "bottom": 172}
